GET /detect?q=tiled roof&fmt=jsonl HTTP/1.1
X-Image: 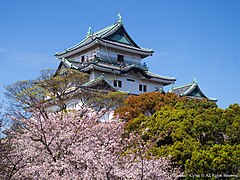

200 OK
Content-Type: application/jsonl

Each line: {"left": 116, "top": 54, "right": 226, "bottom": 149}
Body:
{"left": 81, "top": 75, "right": 116, "bottom": 91}
{"left": 59, "top": 58, "right": 176, "bottom": 85}
{"left": 170, "top": 79, "right": 217, "bottom": 102}
{"left": 171, "top": 83, "right": 193, "bottom": 96}
{"left": 146, "top": 71, "right": 176, "bottom": 81}
{"left": 99, "top": 39, "right": 153, "bottom": 54}
{"left": 55, "top": 22, "right": 153, "bottom": 57}
{"left": 81, "top": 75, "right": 133, "bottom": 94}
{"left": 66, "top": 24, "right": 118, "bottom": 52}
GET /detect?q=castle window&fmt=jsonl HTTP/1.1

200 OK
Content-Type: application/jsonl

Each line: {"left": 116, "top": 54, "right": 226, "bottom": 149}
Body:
{"left": 139, "top": 84, "right": 147, "bottom": 92}
{"left": 127, "top": 78, "right": 135, "bottom": 82}
{"left": 113, "top": 80, "right": 122, "bottom": 88}
{"left": 143, "top": 85, "right": 147, "bottom": 92}
{"left": 81, "top": 55, "right": 85, "bottom": 62}
{"left": 117, "top": 54, "right": 124, "bottom": 62}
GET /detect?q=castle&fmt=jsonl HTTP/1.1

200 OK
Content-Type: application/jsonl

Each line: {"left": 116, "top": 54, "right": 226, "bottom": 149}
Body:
{"left": 53, "top": 14, "right": 216, "bottom": 110}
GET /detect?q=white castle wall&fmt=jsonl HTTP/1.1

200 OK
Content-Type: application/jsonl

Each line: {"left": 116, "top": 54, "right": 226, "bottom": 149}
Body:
{"left": 92, "top": 70, "right": 163, "bottom": 95}
{"left": 98, "top": 49, "right": 141, "bottom": 66}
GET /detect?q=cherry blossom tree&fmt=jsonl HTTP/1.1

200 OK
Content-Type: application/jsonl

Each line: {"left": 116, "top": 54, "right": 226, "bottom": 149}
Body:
{"left": 3, "top": 108, "right": 181, "bottom": 179}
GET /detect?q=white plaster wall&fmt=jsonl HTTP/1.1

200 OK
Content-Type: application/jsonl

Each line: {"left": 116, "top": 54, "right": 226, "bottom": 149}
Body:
{"left": 91, "top": 70, "right": 163, "bottom": 95}
{"left": 98, "top": 110, "right": 115, "bottom": 122}
{"left": 89, "top": 70, "right": 96, "bottom": 80}
{"left": 99, "top": 49, "right": 141, "bottom": 66}
{"left": 70, "top": 48, "right": 98, "bottom": 61}
{"left": 66, "top": 99, "right": 84, "bottom": 111}
{"left": 69, "top": 48, "right": 143, "bottom": 67}
{"left": 45, "top": 105, "right": 61, "bottom": 112}
{"left": 46, "top": 99, "right": 115, "bottom": 121}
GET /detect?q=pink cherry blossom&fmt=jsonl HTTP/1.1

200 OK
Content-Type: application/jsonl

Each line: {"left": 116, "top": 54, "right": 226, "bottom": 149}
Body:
{"left": 3, "top": 108, "right": 181, "bottom": 179}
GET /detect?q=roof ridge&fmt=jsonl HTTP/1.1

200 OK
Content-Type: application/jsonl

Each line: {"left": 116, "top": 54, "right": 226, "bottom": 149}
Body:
{"left": 55, "top": 23, "right": 120, "bottom": 56}
{"left": 92, "top": 23, "right": 118, "bottom": 37}
{"left": 100, "top": 39, "right": 153, "bottom": 53}
{"left": 172, "top": 83, "right": 193, "bottom": 90}
{"left": 81, "top": 75, "right": 104, "bottom": 87}
{"left": 182, "top": 83, "right": 198, "bottom": 96}
{"left": 147, "top": 71, "right": 176, "bottom": 81}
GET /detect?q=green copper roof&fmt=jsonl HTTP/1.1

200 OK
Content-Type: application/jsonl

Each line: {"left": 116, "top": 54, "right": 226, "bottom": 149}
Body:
{"left": 81, "top": 74, "right": 116, "bottom": 91}
{"left": 55, "top": 23, "right": 118, "bottom": 56}
{"left": 81, "top": 75, "right": 105, "bottom": 87}
{"left": 171, "top": 79, "right": 217, "bottom": 102}
{"left": 70, "top": 24, "right": 117, "bottom": 50}
{"left": 55, "top": 21, "right": 154, "bottom": 57}
{"left": 147, "top": 71, "right": 176, "bottom": 81}
{"left": 105, "top": 25, "right": 139, "bottom": 47}
{"left": 91, "top": 24, "right": 116, "bottom": 37}
{"left": 109, "top": 33, "right": 131, "bottom": 45}
{"left": 171, "top": 83, "right": 192, "bottom": 90}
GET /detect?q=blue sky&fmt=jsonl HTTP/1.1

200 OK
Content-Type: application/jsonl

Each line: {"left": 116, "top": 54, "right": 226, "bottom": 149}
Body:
{"left": 0, "top": 0, "right": 240, "bottom": 109}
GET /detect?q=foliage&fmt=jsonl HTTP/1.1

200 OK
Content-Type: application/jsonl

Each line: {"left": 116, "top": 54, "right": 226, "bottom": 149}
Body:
{"left": 186, "top": 144, "right": 240, "bottom": 177}
{"left": 115, "top": 92, "right": 240, "bottom": 177}
{"left": 35, "top": 68, "right": 89, "bottom": 109}
{"left": 115, "top": 92, "right": 216, "bottom": 122}
{"left": 4, "top": 67, "right": 239, "bottom": 178}
{"left": 4, "top": 80, "right": 43, "bottom": 110}
{"left": 1, "top": 108, "right": 180, "bottom": 179}
{"left": 0, "top": 102, "right": 12, "bottom": 179}
{"left": 4, "top": 69, "right": 56, "bottom": 119}
{"left": 4, "top": 68, "right": 88, "bottom": 110}
{"left": 4, "top": 68, "right": 127, "bottom": 115}
{"left": 0, "top": 102, "right": 6, "bottom": 138}
{"left": 2, "top": 68, "right": 130, "bottom": 178}
{"left": 92, "top": 91, "right": 128, "bottom": 110}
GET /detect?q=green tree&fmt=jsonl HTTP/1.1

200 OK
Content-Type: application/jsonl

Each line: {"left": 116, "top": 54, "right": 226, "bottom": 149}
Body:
{"left": 115, "top": 92, "right": 216, "bottom": 122}
{"left": 224, "top": 104, "right": 240, "bottom": 145}
{"left": 4, "top": 69, "right": 56, "bottom": 116}
{"left": 116, "top": 92, "right": 240, "bottom": 177}
{"left": 192, "top": 108, "right": 225, "bottom": 146}
{"left": 36, "top": 68, "right": 89, "bottom": 109}
{"left": 186, "top": 144, "right": 240, "bottom": 177}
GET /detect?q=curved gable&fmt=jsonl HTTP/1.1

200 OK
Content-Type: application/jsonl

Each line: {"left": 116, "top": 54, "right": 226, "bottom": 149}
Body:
{"left": 186, "top": 85, "right": 207, "bottom": 98}
{"left": 104, "top": 25, "right": 140, "bottom": 48}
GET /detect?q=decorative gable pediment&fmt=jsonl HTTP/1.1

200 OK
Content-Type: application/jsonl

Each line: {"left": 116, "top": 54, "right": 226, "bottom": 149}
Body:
{"left": 109, "top": 33, "right": 132, "bottom": 45}
{"left": 171, "top": 79, "right": 217, "bottom": 102}
{"left": 81, "top": 76, "right": 116, "bottom": 92}
{"left": 186, "top": 85, "right": 207, "bottom": 98}
{"left": 104, "top": 26, "right": 140, "bottom": 48}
